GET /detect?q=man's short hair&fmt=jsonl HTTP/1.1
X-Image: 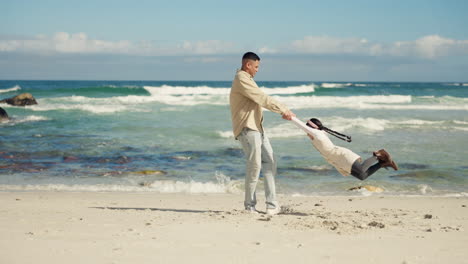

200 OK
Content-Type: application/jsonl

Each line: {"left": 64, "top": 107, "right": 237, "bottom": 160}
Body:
{"left": 242, "top": 52, "right": 260, "bottom": 61}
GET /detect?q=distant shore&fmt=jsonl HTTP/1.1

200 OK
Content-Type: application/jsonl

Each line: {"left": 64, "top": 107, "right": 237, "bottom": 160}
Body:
{"left": 1, "top": 191, "right": 467, "bottom": 264}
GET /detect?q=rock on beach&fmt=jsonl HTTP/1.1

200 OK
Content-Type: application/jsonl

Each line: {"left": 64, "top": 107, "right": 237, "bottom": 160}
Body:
{"left": 0, "top": 107, "right": 9, "bottom": 121}
{"left": 0, "top": 93, "right": 38, "bottom": 106}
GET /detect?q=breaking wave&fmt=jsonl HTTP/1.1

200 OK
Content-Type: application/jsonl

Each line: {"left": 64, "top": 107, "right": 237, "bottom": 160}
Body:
{"left": 217, "top": 117, "right": 468, "bottom": 138}
{"left": 22, "top": 93, "right": 467, "bottom": 114}
{"left": 319, "top": 83, "right": 353, "bottom": 88}
{"left": 6, "top": 83, "right": 465, "bottom": 115}
{"left": 0, "top": 172, "right": 243, "bottom": 194}
{"left": 143, "top": 84, "right": 315, "bottom": 95}
{"left": 0, "top": 85, "right": 21, "bottom": 93}
{"left": 0, "top": 115, "right": 51, "bottom": 126}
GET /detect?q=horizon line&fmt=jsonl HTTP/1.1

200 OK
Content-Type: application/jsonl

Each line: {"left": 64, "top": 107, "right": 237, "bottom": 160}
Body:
{"left": 1, "top": 79, "right": 467, "bottom": 83}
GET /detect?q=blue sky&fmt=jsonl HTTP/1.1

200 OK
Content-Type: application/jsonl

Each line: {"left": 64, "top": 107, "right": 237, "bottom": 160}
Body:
{"left": 1, "top": 0, "right": 467, "bottom": 81}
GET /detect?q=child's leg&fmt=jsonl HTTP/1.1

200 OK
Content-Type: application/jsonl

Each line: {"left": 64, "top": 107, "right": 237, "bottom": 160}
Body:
{"left": 351, "top": 156, "right": 382, "bottom": 180}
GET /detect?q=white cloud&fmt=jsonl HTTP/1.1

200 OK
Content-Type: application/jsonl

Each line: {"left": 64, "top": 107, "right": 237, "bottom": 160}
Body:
{"left": 290, "top": 35, "right": 468, "bottom": 59}
{"left": 258, "top": 46, "right": 278, "bottom": 54}
{"left": 0, "top": 32, "right": 132, "bottom": 54}
{"left": 1, "top": 32, "right": 467, "bottom": 59}
{"left": 292, "top": 36, "right": 373, "bottom": 55}
{"left": 183, "top": 57, "right": 224, "bottom": 63}
{"left": 52, "top": 32, "right": 132, "bottom": 53}
{"left": 388, "top": 35, "right": 468, "bottom": 58}
{"left": 0, "top": 32, "right": 237, "bottom": 56}
{"left": 180, "top": 40, "right": 235, "bottom": 55}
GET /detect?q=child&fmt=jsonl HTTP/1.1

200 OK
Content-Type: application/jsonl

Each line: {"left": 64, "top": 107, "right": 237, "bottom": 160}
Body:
{"left": 291, "top": 117, "right": 398, "bottom": 180}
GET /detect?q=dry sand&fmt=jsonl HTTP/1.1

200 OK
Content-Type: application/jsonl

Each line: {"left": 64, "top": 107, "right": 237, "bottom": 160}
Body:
{"left": 0, "top": 191, "right": 467, "bottom": 264}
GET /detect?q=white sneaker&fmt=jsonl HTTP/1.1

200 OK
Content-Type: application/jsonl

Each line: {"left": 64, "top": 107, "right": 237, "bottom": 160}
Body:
{"left": 266, "top": 207, "right": 281, "bottom": 216}
{"left": 245, "top": 207, "right": 259, "bottom": 214}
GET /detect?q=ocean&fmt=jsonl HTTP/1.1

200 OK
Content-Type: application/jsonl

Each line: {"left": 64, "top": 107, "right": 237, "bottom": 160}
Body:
{"left": 1, "top": 80, "right": 467, "bottom": 196}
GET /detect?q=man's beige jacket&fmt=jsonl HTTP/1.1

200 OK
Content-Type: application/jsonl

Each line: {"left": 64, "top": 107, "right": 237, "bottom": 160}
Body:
{"left": 230, "top": 70, "right": 289, "bottom": 138}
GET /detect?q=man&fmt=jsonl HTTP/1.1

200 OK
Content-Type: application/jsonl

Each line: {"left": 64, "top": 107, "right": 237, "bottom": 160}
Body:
{"left": 230, "top": 52, "right": 295, "bottom": 215}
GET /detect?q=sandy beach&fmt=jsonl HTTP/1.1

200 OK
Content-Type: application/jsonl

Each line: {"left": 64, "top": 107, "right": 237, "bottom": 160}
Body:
{"left": 0, "top": 191, "right": 467, "bottom": 264}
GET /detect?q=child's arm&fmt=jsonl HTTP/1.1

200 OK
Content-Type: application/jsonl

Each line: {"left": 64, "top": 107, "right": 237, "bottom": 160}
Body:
{"left": 290, "top": 117, "right": 320, "bottom": 139}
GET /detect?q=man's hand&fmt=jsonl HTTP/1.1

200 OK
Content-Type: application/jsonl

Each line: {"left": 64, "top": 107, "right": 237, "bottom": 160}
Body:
{"left": 307, "top": 134, "right": 315, "bottom": 140}
{"left": 282, "top": 110, "right": 296, "bottom": 120}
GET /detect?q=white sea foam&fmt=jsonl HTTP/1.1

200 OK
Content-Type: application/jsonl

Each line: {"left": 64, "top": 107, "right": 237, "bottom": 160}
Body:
{"left": 27, "top": 96, "right": 142, "bottom": 114}
{"left": 218, "top": 117, "right": 389, "bottom": 139}
{"left": 353, "top": 188, "right": 376, "bottom": 196}
{"left": 1, "top": 115, "right": 51, "bottom": 125}
{"left": 445, "top": 83, "right": 463, "bottom": 86}
{"left": 280, "top": 95, "right": 468, "bottom": 111}
{"left": 138, "top": 94, "right": 414, "bottom": 109}
{"left": 160, "top": 93, "right": 466, "bottom": 111}
{"left": 443, "top": 192, "right": 468, "bottom": 197}
{"left": 264, "top": 123, "right": 308, "bottom": 138}
{"left": 18, "top": 115, "right": 51, "bottom": 123}
{"left": 417, "top": 95, "right": 468, "bottom": 104}
{"left": 28, "top": 101, "right": 131, "bottom": 114}
{"left": 302, "top": 165, "right": 333, "bottom": 171}
{"left": 0, "top": 85, "right": 21, "bottom": 93}
{"left": 217, "top": 116, "right": 464, "bottom": 138}
{"left": 258, "top": 84, "right": 315, "bottom": 94}
{"left": 321, "top": 116, "right": 389, "bottom": 132}
{"left": 355, "top": 104, "right": 468, "bottom": 111}
{"left": 148, "top": 179, "right": 242, "bottom": 193}
{"left": 141, "top": 94, "right": 227, "bottom": 106}
{"left": 102, "top": 84, "right": 140, "bottom": 89}
{"left": 394, "top": 119, "right": 444, "bottom": 126}
{"left": 443, "top": 83, "right": 468, "bottom": 87}
{"left": 320, "top": 83, "right": 352, "bottom": 88}
{"left": 279, "top": 95, "right": 411, "bottom": 109}
{"left": 323, "top": 117, "right": 463, "bottom": 131}
{"left": 160, "top": 107, "right": 186, "bottom": 112}
{"left": 354, "top": 83, "right": 374, "bottom": 87}
{"left": 454, "top": 120, "right": 468, "bottom": 125}
{"left": 144, "top": 85, "right": 230, "bottom": 95}
{"left": 0, "top": 178, "right": 243, "bottom": 193}
{"left": 418, "top": 184, "right": 433, "bottom": 195}
{"left": 0, "top": 171, "right": 242, "bottom": 193}
{"left": 143, "top": 84, "right": 315, "bottom": 95}
{"left": 0, "top": 184, "right": 147, "bottom": 192}
{"left": 217, "top": 130, "right": 234, "bottom": 138}
{"left": 28, "top": 93, "right": 468, "bottom": 114}
{"left": 22, "top": 87, "right": 466, "bottom": 115}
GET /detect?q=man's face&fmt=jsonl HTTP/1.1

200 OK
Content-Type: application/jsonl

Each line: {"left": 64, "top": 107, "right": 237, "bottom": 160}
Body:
{"left": 245, "top": 60, "right": 260, "bottom": 77}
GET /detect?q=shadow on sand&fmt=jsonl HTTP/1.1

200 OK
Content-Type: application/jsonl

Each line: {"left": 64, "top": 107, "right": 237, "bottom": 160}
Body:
{"left": 90, "top": 206, "right": 223, "bottom": 214}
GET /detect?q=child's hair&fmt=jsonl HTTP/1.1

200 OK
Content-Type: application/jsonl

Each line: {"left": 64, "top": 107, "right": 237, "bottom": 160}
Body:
{"left": 306, "top": 118, "right": 352, "bottom": 142}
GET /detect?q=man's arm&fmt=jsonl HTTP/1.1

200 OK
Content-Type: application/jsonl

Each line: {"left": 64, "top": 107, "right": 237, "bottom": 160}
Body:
{"left": 238, "top": 75, "right": 294, "bottom": 118}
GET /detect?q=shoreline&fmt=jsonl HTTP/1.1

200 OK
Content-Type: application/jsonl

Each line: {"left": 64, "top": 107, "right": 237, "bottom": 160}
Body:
{"left": 1, "top": 183, "right": 467, "bottom": 197}
{"left": 1, "top": 191, "right": 467, "bottom": 264}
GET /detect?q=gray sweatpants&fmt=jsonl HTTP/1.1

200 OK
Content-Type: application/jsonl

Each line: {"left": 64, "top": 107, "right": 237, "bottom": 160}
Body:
{"left": 351, "top": 156, "right": 382, "bottom": 180}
